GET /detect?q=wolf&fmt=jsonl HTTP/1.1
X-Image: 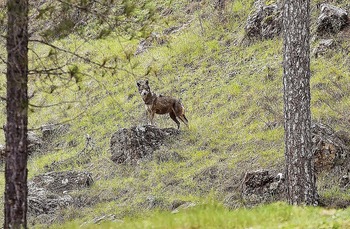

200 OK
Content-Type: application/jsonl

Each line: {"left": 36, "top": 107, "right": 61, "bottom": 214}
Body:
{"left": 137, "top": 79, "right": 189, "bottom": 129}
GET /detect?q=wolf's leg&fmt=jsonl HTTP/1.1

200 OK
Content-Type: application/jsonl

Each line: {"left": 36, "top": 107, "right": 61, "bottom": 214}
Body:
{"left": 146, "top": 108, "right": 153, "bottom": 125}
{"left": 169, "top": 111, "right": 180, "bottom": 129}
{"left": 149, "top": 112, "right": 155, "bottom": 125}
{"left": 174, "top": 102, "right": 189, "bottom": 128}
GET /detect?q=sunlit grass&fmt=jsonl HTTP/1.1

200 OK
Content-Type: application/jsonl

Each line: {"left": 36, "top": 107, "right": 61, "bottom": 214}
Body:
{"left": 28, "top": 149, "right": 77, "bottom": 177}
{"left": 49, "top": 202, "right": 350, "bottom": 229}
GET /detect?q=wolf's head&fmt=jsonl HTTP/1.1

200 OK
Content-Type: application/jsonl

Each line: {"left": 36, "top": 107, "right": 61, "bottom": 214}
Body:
{"left": 137, "top": 79, "right": 151, "bottom": 101}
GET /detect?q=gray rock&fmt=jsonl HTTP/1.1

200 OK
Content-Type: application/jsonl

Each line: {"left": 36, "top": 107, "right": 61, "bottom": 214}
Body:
{"left": 110, "top": 125, "right": 179, "bottom": 164}
{"left": 28, "top": 171, "right": 93, "bottom": 218}
{"left": 245, "top": 2, "right": 282, "bottom": 40}
{"left": 316, "top": 4, "right": 349, "bottom": 35}
{"left": 41, "top": 123, "right": 70, "bottom": 143}
{"left": 30, "top": 171, "right": 94, "bottom": 194}
{"left": 340, "top": 175, "right": 350, "bottom": 189}
{"left": 312, "top": 123, "right": 350, "bottom": 173}
{"left": 28, "top": 184, "right": 74, "bottom": 216}
{"left": 241, "top": 170, "right": 285, "bottom": 205}
{"left": 28, "top": 131, "right": 43, "bottom": 156}
{"left": 313, "top": 39, "right": 336, "bottom": 58}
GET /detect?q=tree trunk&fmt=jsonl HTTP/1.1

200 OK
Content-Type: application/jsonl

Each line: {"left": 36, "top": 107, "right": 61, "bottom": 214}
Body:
{"left": 283, "top": 0, "right": 317, "bottom": 205}
{"left": 4, "top": 0, "right": 29, "bottom": 228}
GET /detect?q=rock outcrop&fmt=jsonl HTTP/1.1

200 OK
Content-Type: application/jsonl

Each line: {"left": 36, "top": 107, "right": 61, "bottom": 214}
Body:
{"left": 30, "top": 171, "right": 93, "bottom": 193}
{"left": 340, "top": 175, "right": 350, "bottom": 189}
{"left": 245, "top": 1, "right": 282, "bottom": 40}
{"left": 313, "top": 39, "right": 336, "bottom": 58}
{"left": 110, "top": 125, "right": 179, "bottom": 164}
{"left": 241, "top": 170, "right": 285, "bottom": 205}
{"left": 28, "top": 185, "right": 74, "bottom": 217}
{"left": 41, "top": 124, "right": 70, "bottom": 143}
{"left": 316, "top": 4, "right": 349, "bottom": 36}
{"left": 238, "top": 124, "right": 350, "bottom": 207}
{"left": 311, "top": 123, "right": 350, "bottom": 173}
{"left": 28, "top": 171, "right": 93, "bottom": 217}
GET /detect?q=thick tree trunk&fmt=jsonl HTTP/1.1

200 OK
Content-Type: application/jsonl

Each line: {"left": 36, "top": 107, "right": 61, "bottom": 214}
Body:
{"left": 283, "top": 0, "right": 317, "bottom": 205}
{"left": 4, "top": 0, "right": 29, "bottom": 228}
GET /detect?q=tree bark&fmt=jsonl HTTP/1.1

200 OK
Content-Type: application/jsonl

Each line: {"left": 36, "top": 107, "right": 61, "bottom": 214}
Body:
{"left": 4, "top": 0, "right": 29, "bottom": 228}
{"left": 283, "top": 0, "right": 317, "bottom": 205}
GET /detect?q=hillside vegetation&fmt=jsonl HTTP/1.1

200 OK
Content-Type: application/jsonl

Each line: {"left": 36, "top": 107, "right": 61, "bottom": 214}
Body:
{"left": 1, "top": 0, "right": 350, "bottom": 228}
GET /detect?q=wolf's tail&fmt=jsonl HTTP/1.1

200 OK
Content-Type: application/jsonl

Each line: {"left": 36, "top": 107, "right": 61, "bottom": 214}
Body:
{"left": 182, "top": 114, "right": 189, "bottom": 123}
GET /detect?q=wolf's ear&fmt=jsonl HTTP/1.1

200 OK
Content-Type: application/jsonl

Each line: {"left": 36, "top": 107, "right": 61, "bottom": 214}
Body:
{"left": 137, "top": 81, "right": 141, "bottom": 87}
{"left": 145, "top": 79, "right": 149, "bottom": 85}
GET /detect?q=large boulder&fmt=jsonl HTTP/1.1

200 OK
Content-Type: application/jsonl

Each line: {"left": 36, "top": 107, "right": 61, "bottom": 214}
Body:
{"left": 30, "top": 171, "right": 94, "bottom": 194}
{"left": 110, "top": 125, "right": 179, "bottom": 164}
{"left": 28, "top": 171, "right": 93, "bottom": 217}
{"left": 245, "top": 1, "right": 282, "bottom": 40}
{"left": 316, "top": 4, "right": 349, "bottom": 36}
{"left": 28, "top": 185, "right": 74, "bottom": 217}
{"left": 241, "top": 170, "right": 285, "bottom": 205}
{"left": 311, "top": 123, "right": 350, "bottom": 173}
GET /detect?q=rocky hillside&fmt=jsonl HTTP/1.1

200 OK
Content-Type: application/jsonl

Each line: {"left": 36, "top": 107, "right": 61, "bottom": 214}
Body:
{"left": 1, "top": 0, "right": 350, "bottom": 228}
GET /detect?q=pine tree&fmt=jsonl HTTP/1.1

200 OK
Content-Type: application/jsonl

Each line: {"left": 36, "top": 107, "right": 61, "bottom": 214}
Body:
{"left": 283, "top": 0, "right": 318, "bottom": 205}
{"left": 4, "top": 0, "right": 29, "bottom": 228}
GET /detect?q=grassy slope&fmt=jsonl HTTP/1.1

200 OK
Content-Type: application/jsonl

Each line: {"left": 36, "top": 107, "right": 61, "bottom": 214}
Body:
{"left": 0, "top": 0, "right": 350, "bottom": 227}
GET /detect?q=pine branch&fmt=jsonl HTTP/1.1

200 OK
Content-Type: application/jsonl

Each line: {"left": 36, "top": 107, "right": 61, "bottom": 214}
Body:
{"left": 30, "top": 39, "right": 115, "bottom": 70}
{"left": 29, "top": 100, "right": 80, "bottom": 108}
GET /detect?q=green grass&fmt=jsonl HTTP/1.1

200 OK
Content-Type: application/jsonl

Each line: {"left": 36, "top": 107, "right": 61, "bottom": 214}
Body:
{"left": 1, "top": 0, "right": 350, "bottom": 227}
{"left": 47, "top": 202, "right": 350, "bottom": 229}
